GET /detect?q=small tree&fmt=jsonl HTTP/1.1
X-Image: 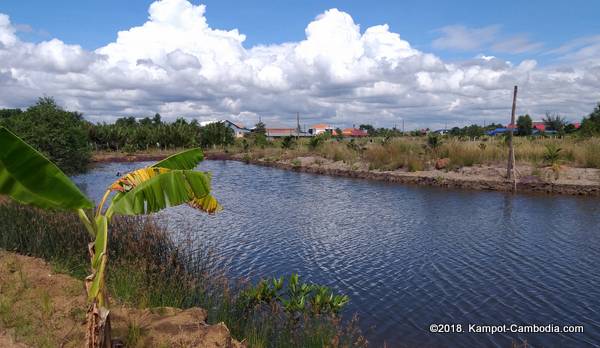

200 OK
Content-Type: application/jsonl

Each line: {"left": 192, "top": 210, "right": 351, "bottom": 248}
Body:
{"left": 253, "top": 121, "right": 266, "bottom": 135}
{"left": 201, "top": 122, "right": 234, "bottom": 148}
{"left": 543, "top": 112, "right": 567, "bottom": 135}
{"left": 334, "top": 127, "right": 344, "bottom": 141}
{"left": 281, "top": 135, "right": 294, "bottom": 149}
{"left": 580, "top": 102, "right": 600, "bottom": 136}
{"left": 516, "top": 114, "right": 533, "bottom": 136}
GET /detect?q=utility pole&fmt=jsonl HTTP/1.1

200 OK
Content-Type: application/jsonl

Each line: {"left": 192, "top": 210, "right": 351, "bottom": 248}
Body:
{"left": 296, "top": 112, "right": 301, "bottom": 140}
{"left": 507, "top": 85, "right": 518, "bottom": 191}
{"left": 402, "top": 119, "right": 405, "bottom": 133}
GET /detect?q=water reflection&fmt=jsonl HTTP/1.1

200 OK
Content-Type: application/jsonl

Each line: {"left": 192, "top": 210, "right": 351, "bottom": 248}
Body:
{"left": 73, "top": 160, "right": 600, "bottom": 347}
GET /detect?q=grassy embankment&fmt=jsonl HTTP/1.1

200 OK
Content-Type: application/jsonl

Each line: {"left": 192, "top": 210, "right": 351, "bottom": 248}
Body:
{"left": 95, "top": 136, "right": 600, "bottom": 173}
{"left": 227, "top": 136, "right": 600, "bottom": 171}
{"left": 0, "top": 201, "right": 366, "bottom": 347}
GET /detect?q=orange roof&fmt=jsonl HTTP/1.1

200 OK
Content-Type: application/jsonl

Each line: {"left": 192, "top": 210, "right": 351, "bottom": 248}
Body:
{"left": 310, "top": 123, "right": 331, "bottom": 129}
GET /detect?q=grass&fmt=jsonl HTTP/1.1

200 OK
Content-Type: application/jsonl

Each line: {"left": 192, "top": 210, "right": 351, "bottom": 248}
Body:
{"left": 0, "top": 201, "right": 366, "bottom": 347}
{"left": 209, "top": 135, "right": 600, "bottom": 171}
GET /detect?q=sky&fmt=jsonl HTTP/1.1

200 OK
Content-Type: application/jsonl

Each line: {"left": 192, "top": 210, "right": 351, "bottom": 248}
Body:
{"left": 0, "top": 0, "right": 599, "bottom": 129}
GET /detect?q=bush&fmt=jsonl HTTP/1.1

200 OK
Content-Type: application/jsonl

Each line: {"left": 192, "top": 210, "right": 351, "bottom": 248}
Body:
{"left": 1, "top": 97, "right": 90, "bottom": 174}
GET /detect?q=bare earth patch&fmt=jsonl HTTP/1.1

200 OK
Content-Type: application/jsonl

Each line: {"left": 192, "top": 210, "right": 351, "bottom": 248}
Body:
{"left": 0, "top": 250, "right": 244, "bottom": 348}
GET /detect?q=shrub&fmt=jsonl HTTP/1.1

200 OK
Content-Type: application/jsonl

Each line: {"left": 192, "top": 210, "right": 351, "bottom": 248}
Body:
{"left": 0, "top": 97, "right": 90, "bottom": 174}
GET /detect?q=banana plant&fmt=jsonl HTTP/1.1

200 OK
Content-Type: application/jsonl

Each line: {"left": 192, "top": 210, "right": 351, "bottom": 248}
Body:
{"left": 0, "top": 126, "right": 221, "bottom": 347}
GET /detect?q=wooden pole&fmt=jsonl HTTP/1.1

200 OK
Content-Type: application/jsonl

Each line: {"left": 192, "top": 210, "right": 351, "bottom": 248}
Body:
{"left": 507, "top": 85, "right": 518, "bottom": 191}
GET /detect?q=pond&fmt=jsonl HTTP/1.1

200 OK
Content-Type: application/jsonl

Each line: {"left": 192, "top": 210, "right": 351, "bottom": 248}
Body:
{"left": 73, "top": 160, "right": 600, "bottom": 347}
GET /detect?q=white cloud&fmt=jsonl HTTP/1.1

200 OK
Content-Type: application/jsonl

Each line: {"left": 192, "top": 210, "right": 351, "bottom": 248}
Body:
{"left": 0, "top": 0, "right": 598, "bottom": 130}
{"left": 432, "top": 25, "right": 500, "bottom": 51}
{"left": 432, "top": 24, "right": 543, "bottom": 55}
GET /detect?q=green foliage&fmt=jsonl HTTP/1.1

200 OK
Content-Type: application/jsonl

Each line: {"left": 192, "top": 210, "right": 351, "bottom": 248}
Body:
{"left": 281, "top": 135, "right": 294, "bottom": 149}
{"left": 0, "top": 108, "right": 23, "bottom": 119}
{"left": 252, "top": 133, "right": 268, "bottom": 148}
{"left": 427, "top": 133, "right": 442, "bottom": 149}
{"left": 201, "top": 122, "right": 235, "bottom": 148}
{"left": 0, "top": 126, "right": 93, "bottom": 210}
{"left": 253, "top": 121, "right": 266, "bottom": 135}
{"left": 0, "top": 97, "right": 90, "bottom": 174}
{"left": 240, "top": 274, "right": 349, "bottom": 317}
{"left": 107, "top": 170, "right": 212, "bottom": 216}
{"left": 89, "top": 115, "right": 202, "bottom": 151}
{"left": 308, "top": 134, "right": 327, "bottom": 149}
{"left": 516, "top": 114, "right": 533, "bottom": 136}
{"left": 152, "top": 148, "right": 204, "bottom": 170}
{"left": 543, "top": 112, "right": 567, "bottom": 134}
{"left": 449, "top": 124, "right": 485, "bottom": 138}
{"left": 358, "top": 124, "right": 375, "bottom": 136}
{"left": 334, "top": 128, "right": 344, "bottom": 141}
{"left": 543, "top": 144, "right": 562, "bottom": 165}
{"left": 580, "top": 102, "right": 600, "bottom": 136}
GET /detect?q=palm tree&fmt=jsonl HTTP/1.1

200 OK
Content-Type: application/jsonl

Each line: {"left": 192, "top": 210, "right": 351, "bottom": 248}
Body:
{"left": 0, "top": 126, "right": 220, "bottom": 347}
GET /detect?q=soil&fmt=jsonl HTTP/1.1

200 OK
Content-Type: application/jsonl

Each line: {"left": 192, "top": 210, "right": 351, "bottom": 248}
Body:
{"left": 0, "top": 250, "right": 244, "bottom": 348}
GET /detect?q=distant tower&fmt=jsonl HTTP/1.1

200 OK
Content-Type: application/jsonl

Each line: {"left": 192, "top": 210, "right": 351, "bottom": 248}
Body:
{"left": 296, "top": 112, "right": 301, "bottom": 135}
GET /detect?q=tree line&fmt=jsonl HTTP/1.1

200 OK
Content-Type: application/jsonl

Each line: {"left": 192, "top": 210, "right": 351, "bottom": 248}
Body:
{"left": 2, "top": 97, "right": 600, "bottom": 174}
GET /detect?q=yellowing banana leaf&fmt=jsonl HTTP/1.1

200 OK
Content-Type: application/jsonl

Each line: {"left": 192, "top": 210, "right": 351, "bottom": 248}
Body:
{"left": 109, "top": 167, "right": 169, "bottom": 192}
{"left": 107, "top": 170, "right": 212, "bottom": 216}
{"left": 189, "top": 194, "right": 222, "bottom": 214}
{"left": 151, "top": 148, "right": 204, "bottom": 170}
{"left": 0, "top": 127, "right": 93, "bottom": 210}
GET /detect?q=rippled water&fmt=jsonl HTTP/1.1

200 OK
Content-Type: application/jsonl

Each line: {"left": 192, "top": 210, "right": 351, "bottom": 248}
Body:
{"left": 73, "top": 160, "right": 600, "bottom": 347}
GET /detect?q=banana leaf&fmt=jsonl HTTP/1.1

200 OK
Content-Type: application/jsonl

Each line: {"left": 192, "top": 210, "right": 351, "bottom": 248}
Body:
{"left": 107, "top": 170, "right": 212, "bottom": 216}
{"left": 151, "top": 148, "right": 204, "bottom": 170}
{"left": 0, "top": 127, "right": 93, "bottom": 210}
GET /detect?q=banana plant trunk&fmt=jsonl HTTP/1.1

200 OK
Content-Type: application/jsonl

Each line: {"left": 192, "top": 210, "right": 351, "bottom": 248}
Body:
{"left": 81, "top": 213, "right": 113, "bottom": 348}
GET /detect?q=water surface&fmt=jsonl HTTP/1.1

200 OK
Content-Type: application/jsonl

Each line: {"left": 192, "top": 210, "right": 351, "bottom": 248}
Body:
{"left": 73, "top": 160, "right": 600, "bottom": 347}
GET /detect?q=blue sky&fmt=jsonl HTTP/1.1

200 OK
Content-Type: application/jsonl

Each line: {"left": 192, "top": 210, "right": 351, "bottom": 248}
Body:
{"left": 0, "top": 0, "right": 599, "bottom": 128}
{"left": 3, "top": 0, "right": 599, "bottom": 62}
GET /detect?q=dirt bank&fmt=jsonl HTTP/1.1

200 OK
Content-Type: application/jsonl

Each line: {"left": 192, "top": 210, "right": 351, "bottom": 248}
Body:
{"left": 231, "top": 154, "right": 600, "bottom": 196}
{"left": 92, "top": 151, "right": 600, "bottom": 196}
{"left": 0, "top": 250, "right": 244, "bottom": 347}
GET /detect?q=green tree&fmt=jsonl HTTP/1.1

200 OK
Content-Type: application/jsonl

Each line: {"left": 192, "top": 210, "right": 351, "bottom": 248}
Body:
{"left": 359, "top": 124, "right": 375, "bottom": 136}
{"left": 543, "top": 112, "right": 567, "bottom": 135}
{"left": 253, "top": 121, "right": 266, "bottom": 135}
{"left": 0, "top": 108, "right": 23, "bottom": 119}
{"left": 516, "top": 114, "right": 533, "bottom": 136}
{"left": 334, "top": 127, "right": 344, "bottom": 141}
{"left": 1, "top": 97, "right": 90, "bottom": 174}
{"left": 281, "top": 135, "right": 294, "bottom": 149}
{"left": 580, "top": 102, "right": 600, "bottom": 136}
{"left": 201, "top": 122, "right": 234, "bottom": 148}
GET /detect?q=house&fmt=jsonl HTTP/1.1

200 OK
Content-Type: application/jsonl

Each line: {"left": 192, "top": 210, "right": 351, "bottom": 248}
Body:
{"left": 532, "top": 121, "right": 546, "bottom": 132}
{"left": 486, "top": 127, "right": 515, "bottom": 136}
{"left": 332, "top": 128, "right": 368, "bottom": 137}
{"left": 432, "top": 129, "right": 449, "bottom": 135}
{"left": 308, "top": 123, "right": 333, "bottom": 135}
{"left": 200, "top": 120, "right": 250, "bottom": 138}
{"left": 266, "top": 128, "right": 297, "bottom": 138}
{"left": 265, "top": 127, "right": 312, "bottom": 138}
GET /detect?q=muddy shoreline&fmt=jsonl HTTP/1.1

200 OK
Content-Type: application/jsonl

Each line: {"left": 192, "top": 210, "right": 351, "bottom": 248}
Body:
{"left": 92, "top": 152, "right": 600, "bottom": 196}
